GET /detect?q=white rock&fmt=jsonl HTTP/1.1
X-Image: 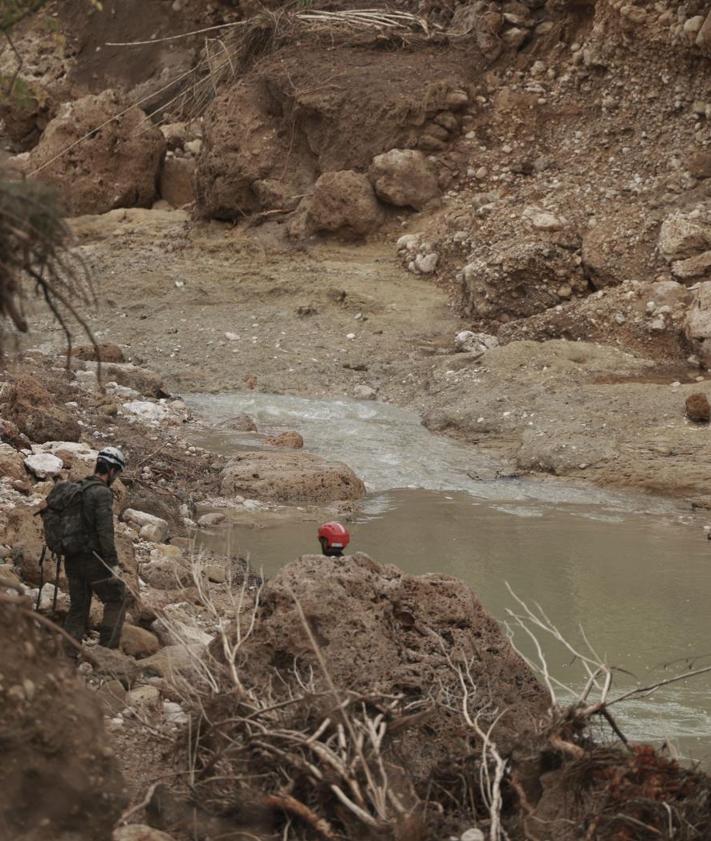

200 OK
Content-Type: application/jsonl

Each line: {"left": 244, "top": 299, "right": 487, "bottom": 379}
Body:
{"left": 37, "top": 583, "right": 59, "bottom": 610}
{"left": 122, "top": 401, "right": 170, "bottom": 422}
{"left": 125, "top": 510, "right": 170, "bottom": 542}
{"left": 396, "top": 233, "right": 421, "bottom": 252}
{"left": 163, "top": 700, "right": 188, "bottom": 724}
{"left": 124, "top": 509, "right": 167, "bottom": 530}
{"left": 461, "top": 829, "right": 485, "bottom": 841}
{"left": 106, "top": 382, "right": 140, "bottom": 399}
{"left": 523, "top": 206, "right": 565, "bottom": 231}
{"left": 185, "top": 138, "right": 202, "bottom": 156}
{"left": 684, "top": 15, "right": 704, "bottom": 34}
{"left": 454, "top": 331, "right": 499, "bottom": 354}
{"left": 415, "top": 253, "right": 439, "bottom": 274}
{"left": 224, "top": 332, "right": 240, "bottom": 341}
{"left": 24, "top": 452, "right": 63, "bottom": 479}
{"left": 43, "top": 441, "right": 95, "bottom": 456}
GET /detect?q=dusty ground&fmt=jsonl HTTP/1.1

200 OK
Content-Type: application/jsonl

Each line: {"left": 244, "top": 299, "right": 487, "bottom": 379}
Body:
{"left": 22, "top": 208, "right": 459, "bottom": 399}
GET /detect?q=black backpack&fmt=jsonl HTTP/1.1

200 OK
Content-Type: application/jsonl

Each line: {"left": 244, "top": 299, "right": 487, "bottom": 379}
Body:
{"left": 40, "top": 481, "right": 90, "bottom": 556}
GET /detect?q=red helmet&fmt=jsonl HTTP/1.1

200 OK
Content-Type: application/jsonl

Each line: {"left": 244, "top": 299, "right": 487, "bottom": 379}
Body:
{"left": 318, "top": 522, "right": 350, "bottom": 552}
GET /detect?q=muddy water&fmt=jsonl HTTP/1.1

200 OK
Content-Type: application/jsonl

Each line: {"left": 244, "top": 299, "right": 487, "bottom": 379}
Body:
{"left": 186, "top": 392, "right": 711, "bottom": 765}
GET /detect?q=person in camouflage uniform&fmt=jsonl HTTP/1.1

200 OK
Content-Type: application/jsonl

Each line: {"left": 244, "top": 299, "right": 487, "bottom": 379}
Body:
{"left": 64, "top": 447, "right": 128, "bottom": 649}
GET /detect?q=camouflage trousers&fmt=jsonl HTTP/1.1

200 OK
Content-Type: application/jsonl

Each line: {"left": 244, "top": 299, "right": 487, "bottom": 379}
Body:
{"left": 64, "top": 554, "right": 127, "bottom": 649}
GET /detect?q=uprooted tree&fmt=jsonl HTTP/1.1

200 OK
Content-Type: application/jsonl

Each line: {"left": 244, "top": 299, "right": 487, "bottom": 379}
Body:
{"left": 0, "top": 177, "right": 96, "bottom": 353}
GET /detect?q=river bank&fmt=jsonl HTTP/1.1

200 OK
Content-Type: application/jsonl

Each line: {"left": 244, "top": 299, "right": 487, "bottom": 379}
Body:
{"left": 20, "top": 206, "right": 711, "bottom": 507}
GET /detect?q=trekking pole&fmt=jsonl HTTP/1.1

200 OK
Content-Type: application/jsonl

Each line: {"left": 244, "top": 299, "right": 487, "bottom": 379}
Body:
{"left": 52, "top": 553, "right": 62, "bottom": 612}
{"left": 35, "top": 545, "right": 47, "bottom": 611}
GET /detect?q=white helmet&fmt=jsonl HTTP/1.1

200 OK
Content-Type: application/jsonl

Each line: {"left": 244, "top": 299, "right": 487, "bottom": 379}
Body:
{"left": 97, "top": 446, "right": 126, "bottom": 471}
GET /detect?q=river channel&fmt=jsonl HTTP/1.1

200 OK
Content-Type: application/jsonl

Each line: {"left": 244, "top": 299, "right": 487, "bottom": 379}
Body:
{"left": 186, "top": 392, "right": 711, "bottom": 766}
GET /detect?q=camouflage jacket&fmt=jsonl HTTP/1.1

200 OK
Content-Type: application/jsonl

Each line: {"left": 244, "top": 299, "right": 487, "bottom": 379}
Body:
{"left": 79, "top": 476, "right": 119, "bottom": 567}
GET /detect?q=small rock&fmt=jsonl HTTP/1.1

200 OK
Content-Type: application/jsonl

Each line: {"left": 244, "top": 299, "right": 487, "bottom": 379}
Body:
{"left": 197, "top": 512, "right": 226, "bottom": 527}
{"left": 523, "top": 206, "right": 565, "bottom": 231}
{"left": 139, "top": 523, "right": 169, "bottom": 543}
{"left": 124, "top": 509, "right": 170, "bottom": 541}
{"left": 461, "top": 829, "right": 485, "bottom": 841}
{"left": 415, "top": 253, "right": 439, "bottom": 274}
{"left": 354, "top": 385, "right": 377, "bottom": 400}
{"left": 686, "top": 392, "right": 710, "bottom": 423}
{"left": 265, "top": 431, "right": 304, "bottom": 449}
{"left": 614, "top": 312, "right": 626, "bottom": 325}
{"left": 95, "top": 679, "right": 128, "bottom": 717}
{"left": 0, "top": 443, "right": 27, "bottom": 481}
{"left": 221, "top": 413, "right": 257, "bottom": 432}
{"left": 184, "top": 138, "right": 202, "bottom": 156}
{"left": 127, "top": 685, "right": 161, "bottom": 707}
{"left": 396, "top": 233, "right": 422, "bottom": 252}
{"left": 454, "top": 331, "right": 499, "bottom": 354}
{"left": 163, "top": 700, "right": 188, "bottom": 725}
{"left": 37, "top": 582, "right": 60, "bottom": 610}
{"left": 120, "top": 624, "right": 161, "bottom": 659}
{"left": 206, "top": 563, "right": 227, "bottom": 583}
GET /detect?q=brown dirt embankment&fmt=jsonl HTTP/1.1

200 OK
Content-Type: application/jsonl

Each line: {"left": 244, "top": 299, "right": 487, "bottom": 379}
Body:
{"left": 0, "top": 599, "right": 126, "bottom": 840}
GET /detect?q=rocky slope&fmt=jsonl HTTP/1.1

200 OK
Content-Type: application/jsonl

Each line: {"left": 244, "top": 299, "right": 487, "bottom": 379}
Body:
{"left": 4, "top": 0, "right": 711, "bottom": 839}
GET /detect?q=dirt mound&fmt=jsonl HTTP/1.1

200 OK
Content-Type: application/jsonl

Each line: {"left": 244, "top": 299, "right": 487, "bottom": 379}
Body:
{"left": 220, "top": 450, "right": 366, "bottom": 502}
{"left": 28, "top": 90, "right": 165, "bottom": 216}
{"left": 195, "top": 33, "right": 482, "bottom": 220}
{"left": 182, "top": 554, "right": 546, "bottom": 838}
{"left": 72, "top": 342, "right": 126, "bottom": 363}
{"left": 2, "top": 374, "right": 81, "bottom": 444}
{"left": 0, "top": 599, "right": 126, "bottom": 840}
{"left": 239, "top": 553, "right": 544, "bottom": 738}
{"left": 460, "top": 238, "right": 587, "bottom": 322}
{"left": 498, "top": 279, "right": 693, "bottom": 363}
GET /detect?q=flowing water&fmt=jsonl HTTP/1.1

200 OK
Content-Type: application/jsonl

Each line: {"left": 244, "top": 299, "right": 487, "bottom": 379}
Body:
{"left": 186, "top": 392, "right": 711, "bottom": 765}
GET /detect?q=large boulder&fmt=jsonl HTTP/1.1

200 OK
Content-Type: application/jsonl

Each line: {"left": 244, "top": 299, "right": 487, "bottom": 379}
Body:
{"left": 28, "top": 89, "right": 166, "bottom": 216}
{"left": 302, "top": 170, "right": 383, "bottom": 238}
{"left": 368, "top": 149, "right": 440, "bottom": 210}
{"left": 461, "top": 240, "right": 587, "bottom": 321}
{"left": 221, "top": 451, "right": 365, "bottom": 503}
